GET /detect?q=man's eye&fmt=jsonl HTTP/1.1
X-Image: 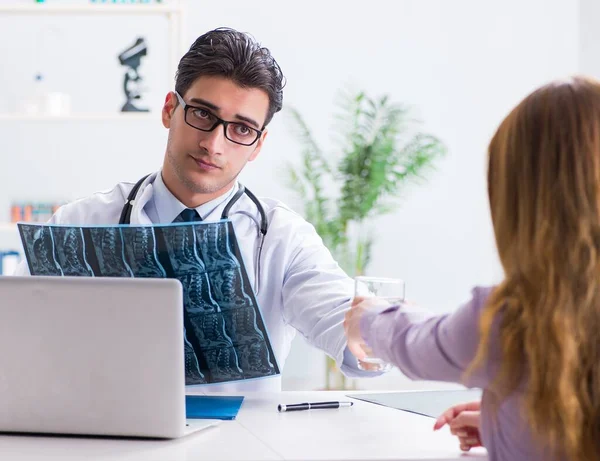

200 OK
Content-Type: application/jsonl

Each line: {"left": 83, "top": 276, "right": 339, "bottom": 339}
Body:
{"left": 192, "top": 109, "right": 211, "bottom": 119}
{"left": 234, "top": 125, "right": 251, "bottom": 135}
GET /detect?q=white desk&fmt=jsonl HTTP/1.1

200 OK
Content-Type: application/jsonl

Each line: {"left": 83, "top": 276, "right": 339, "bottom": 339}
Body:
{"left": 0, "top": 391, "right": 488, "bottom": 461}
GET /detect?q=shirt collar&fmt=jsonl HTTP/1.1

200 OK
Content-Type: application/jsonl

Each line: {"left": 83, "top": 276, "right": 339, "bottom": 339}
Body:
{"left": 152, "top": 171, "right": 238, "bottom": 223}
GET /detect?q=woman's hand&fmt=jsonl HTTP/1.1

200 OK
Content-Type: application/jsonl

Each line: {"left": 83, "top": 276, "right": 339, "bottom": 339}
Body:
{"left": 343, "top": 296, "right": 391, "bottom": 360}
{"left": 433, "top": 401, "right": 482, "bottom": 452}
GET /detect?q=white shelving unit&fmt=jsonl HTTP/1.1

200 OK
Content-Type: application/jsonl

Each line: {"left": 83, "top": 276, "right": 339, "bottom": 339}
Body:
{"left": 0, "top": 4, "right": 181, "bottom": 14}
{"left": 0, "top": 223, "right": 17, "bottom": 232}
{"left": 0, "top": 1, "right": 186, "bottom": 244}
{"left": 0, "top": 113, "right": 159, "bottom": 121}
{"left": 0, "top": 0, "right": 186, "bottom": 100}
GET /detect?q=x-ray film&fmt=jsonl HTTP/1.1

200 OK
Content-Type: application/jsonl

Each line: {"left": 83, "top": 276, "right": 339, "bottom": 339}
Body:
{"left": 18, "top": 221, "right": 280, "bottom": 385}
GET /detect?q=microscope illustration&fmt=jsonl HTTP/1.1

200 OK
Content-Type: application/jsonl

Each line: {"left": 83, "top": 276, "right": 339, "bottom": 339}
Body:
{"left": 118, "top": 37, "right": 149, "bottom": 112}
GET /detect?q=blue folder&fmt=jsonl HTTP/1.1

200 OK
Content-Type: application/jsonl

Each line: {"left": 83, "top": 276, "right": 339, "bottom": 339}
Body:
{"left": 185, "top": 395, "right": 245, "bottom": 420}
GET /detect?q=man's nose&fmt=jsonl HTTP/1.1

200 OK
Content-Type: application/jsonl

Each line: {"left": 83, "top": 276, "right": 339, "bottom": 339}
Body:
{"left": 199, "top": 123, "right": 227, "bottom": 153}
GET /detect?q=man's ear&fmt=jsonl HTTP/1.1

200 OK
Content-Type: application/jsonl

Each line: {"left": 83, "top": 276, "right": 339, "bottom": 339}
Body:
{"left": 249, "top": 129, "right": 269, "bottom": 162}
{"left": 162, "top": 92, "right": 177, "bottom": 129}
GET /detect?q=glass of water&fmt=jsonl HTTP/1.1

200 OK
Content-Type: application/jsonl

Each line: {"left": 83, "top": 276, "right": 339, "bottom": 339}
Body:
{"left": 354, "top": 276, "right": 406, "bottom": 372}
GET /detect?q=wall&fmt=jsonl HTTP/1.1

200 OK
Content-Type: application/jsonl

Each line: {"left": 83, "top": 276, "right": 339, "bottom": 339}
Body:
{"left": 0, "top": 0, "right": 580, "bottom": 390}
{"left": 580, "top": 0, "right": 600, "bottom": 78}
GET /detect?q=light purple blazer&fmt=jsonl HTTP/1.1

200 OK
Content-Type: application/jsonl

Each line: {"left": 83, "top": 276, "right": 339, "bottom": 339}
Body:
{"left": 360, "top": 287, "right": 559, "bottom": 461}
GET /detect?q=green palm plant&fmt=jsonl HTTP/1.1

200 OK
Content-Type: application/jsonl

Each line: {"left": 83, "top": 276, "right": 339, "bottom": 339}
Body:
{"left": 286, "top": 90, "right": 445, "bottom": 277}
{"left": 285, "top": 90, "right": 446, "bottom": 390}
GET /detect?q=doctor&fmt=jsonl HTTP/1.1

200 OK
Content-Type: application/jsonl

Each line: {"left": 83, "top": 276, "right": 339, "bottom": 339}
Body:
{"left": 15, "top": 27, "right": 381, "bottom": 391}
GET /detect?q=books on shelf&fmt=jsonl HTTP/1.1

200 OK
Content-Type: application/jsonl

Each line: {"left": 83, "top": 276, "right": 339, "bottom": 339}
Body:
{"left": 10, "top": 202, "right": 63, "bottom": 224}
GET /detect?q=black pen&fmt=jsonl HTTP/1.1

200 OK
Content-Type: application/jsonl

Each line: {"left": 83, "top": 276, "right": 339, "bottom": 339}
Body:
{"left": 277, "top": 401, "right": 353, "bottom": 412}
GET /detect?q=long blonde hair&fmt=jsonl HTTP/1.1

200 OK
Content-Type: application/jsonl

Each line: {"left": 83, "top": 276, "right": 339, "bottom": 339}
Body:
{"left": 470, "top": 76, "right": 600, "bottom": 460}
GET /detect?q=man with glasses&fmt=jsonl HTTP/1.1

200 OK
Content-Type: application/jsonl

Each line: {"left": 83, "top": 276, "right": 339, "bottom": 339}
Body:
{"left": 15, "top": 27, "right": 382, "bottom": 391}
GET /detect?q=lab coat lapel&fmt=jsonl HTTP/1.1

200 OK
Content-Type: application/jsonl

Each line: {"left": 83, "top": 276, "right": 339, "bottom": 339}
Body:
{"left": 129, "top": 172, "right": 158, "bottom": 225}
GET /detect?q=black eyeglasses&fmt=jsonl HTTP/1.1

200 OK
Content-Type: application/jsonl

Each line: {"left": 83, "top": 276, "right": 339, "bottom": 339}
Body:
{"left": 174, "top": 91, "right": 263, "bottom": 147}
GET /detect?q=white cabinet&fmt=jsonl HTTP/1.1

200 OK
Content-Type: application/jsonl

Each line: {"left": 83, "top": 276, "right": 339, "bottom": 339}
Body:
{"left": 0, "top": 1, "right": 186, "bottom": 252}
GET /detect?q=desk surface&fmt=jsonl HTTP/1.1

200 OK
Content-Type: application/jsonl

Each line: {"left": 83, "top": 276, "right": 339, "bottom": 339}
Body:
{"left": 0, "top": 391, "right": 488, "bottom": 461}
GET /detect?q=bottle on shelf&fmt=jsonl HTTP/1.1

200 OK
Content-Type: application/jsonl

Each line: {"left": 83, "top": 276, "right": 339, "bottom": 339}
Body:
{"left": 19, "top": 73, "right": 72, "bottom": 117}
{"left": 20, "top": 73, "right": 46, "bottom": 115}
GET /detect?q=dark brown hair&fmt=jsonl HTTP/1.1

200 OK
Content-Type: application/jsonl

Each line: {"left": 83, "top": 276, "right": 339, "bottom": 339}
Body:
{"left": 470, "top": 76, "right": 600, "bottom": 461}
{"left": 175, "top": 27, "right": 285, "bottom": 127}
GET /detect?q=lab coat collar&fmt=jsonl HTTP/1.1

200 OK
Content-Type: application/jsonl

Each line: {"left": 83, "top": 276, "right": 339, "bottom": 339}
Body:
{"left": 152, "top": 171, "right": 239, "bottom": 223}
{"left": 128, "top": 171, "right": 246, "bottom": 225}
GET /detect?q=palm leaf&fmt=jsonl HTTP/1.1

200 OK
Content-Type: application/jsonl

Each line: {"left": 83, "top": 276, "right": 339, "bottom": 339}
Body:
{"left": 283, "top": 90, "right": 445, "bottom": 276}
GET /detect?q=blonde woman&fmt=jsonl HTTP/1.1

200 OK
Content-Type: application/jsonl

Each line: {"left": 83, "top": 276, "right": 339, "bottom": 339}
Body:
{"left": 345, "top": 76, "right": 600, "bottom": 461}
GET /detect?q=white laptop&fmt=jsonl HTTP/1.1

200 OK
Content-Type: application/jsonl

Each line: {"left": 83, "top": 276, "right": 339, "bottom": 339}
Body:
{"left": 0, "top": 276, "right": 220, "bottom": 438}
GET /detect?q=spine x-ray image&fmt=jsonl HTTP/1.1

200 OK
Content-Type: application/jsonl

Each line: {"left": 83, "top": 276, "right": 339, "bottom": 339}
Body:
{"left": 19, "top": 221, "right": 280, "bottom": 385}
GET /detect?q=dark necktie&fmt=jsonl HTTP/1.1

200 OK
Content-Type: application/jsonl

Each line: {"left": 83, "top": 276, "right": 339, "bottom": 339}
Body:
{"left": 173, "top": 208, "right": 203, "bottom": 223}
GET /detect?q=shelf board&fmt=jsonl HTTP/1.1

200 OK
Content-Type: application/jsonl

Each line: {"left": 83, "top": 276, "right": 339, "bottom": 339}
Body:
{"left": 0, "top": 113, "right": 158, "bottom": 121}
{"left": 0, "top": 3, "right": 182, "bottom": 15}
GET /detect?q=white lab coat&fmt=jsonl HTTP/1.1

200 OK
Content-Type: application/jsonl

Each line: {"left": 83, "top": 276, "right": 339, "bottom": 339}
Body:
{"left": 15, "top": 172, "right": 362, "bottom": 392}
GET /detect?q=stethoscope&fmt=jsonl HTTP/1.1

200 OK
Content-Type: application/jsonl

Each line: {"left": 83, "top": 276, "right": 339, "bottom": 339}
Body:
{"left": 118, "top": 174, "right": 269, "bottom": 294}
